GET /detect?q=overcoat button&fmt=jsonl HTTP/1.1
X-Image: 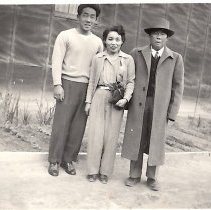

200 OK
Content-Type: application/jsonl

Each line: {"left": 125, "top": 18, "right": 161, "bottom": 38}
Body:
{"left": 139, "top": 102, "right": 142, "bottom": 106}
{"left": 143, "top": 87, "right": 146, "bottom": 91}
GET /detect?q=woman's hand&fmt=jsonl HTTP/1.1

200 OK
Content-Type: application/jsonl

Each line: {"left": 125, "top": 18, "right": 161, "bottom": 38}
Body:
{"left": 115, "top": 98, "right": 128, "bottom": 108}
{"left": 85, "top": 103, "right": 91, "bottom": 115}
{"left": 54, "top": 85, "right": 64, "bottom": 101}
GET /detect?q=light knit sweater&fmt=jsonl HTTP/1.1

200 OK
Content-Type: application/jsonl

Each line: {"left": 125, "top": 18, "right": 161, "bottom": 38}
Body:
{"left": 52, "top": 28, "right": 103, "bottom": 85}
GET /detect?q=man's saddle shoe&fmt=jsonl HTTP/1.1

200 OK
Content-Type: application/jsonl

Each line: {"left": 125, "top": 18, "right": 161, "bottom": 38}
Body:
{"left": 48, "top": 162, "right": 59, "bottom": 176}
{"left": 125, "top": 177, "right": 141, "bottom": 187}
{"left": 60, "top": 161, "right": 76, "bottom": 175}
{"left": 147, "top": 178, "right": 160, "bottom": 191}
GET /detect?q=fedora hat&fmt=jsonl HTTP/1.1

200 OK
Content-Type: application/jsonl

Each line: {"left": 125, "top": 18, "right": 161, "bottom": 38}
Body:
{"left": 144, "top": 17, "right": 174, "bottom": 37}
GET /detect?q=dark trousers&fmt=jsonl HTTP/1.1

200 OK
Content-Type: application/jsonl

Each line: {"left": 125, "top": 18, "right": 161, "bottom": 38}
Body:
{"left": 48, "top": 79, "right": 88, "bottom": 164}
{"left": 129, "top": 97, "right": 159, "bottom": 179}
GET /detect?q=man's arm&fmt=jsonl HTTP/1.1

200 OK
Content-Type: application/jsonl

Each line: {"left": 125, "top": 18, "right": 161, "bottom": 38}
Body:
{"left": 52, "top": 31, "right": 66, "bottom": 86}
{"left": 167, "top": 54, "right": 184, "bottom": 121}
{"left": 52, "top": 31, "right": 67, "bottom": 101}
{"left": 98, "top": 39, "right": 104, "bottom": 53}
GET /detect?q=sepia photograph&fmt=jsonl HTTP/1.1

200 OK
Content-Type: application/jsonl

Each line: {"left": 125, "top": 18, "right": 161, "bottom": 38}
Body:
{"left": 0, "top": 2, "right": 211, "bottom": 209}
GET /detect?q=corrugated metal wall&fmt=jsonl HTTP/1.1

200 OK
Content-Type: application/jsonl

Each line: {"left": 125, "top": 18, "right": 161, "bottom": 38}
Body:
{"left": 0, "top": 4, "right": 210, "bottom": 114}
{"left": 0, "top": 5, "right": 53, "bottom": 101}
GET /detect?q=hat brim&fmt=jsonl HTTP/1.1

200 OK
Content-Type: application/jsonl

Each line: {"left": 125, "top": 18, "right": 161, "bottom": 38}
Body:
{"left": 144, "top": 28, "right": 174, "bottom": 37}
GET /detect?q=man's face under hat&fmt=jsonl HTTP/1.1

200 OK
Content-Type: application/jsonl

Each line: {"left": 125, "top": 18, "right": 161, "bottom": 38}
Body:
{"left": 149, "top": 29, "right": 168, "bottom": 51}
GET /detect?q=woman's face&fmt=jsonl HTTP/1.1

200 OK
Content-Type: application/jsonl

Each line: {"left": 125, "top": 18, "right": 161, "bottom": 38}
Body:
{"left": 105, "top": 31, "right": 123, "bottom": 54}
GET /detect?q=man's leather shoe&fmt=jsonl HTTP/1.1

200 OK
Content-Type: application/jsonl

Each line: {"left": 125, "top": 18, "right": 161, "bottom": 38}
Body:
{"left": 48, "top": 162, "right": 59, "bottom": 176}
{"left": 147, "top": 178, "right": 160, "bottom": 191}
{"left": 125, "top": 177, "right": 140, "bottom": 187}
{"left": 99, "top": 174, "right": 108, "bottom": 184}
{"left": 87, "top": 174, "right": 98, "bottom": 182}
{"left": 60, "top": 161, "right": 76, "bottom": 175}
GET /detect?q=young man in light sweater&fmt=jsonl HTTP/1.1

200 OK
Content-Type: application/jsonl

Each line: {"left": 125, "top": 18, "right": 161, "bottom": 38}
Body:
{"left": 48, "top": 4, "right": 103, "bottom": 176}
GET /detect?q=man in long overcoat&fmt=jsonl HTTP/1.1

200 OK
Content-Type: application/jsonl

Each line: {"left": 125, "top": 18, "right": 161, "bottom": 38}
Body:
{"left": 122, "top": 17, "right": 184, "bottom": 191}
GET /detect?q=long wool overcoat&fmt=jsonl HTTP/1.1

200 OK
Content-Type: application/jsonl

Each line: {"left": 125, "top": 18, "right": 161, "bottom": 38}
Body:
{"left": 122, "top": 45, "right": 184, "bottom": 166}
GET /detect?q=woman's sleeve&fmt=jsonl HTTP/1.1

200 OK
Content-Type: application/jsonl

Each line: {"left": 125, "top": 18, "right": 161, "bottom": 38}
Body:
{"left": 123, "top": 55, "right": 135, "bottom": 102}
{"left": 85, "top": 56, "right": 97, "bottom": 104}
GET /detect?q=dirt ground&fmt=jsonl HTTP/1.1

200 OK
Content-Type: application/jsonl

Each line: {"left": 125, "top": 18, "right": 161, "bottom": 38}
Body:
{"left": 0, "top": 152, "right": 211, "bottom": 209}
{"left": 0, "top": 94, "right": 210, "bottom": 153}
{"left": 0, "top": 114, "right": 210, "bottom": 153}
{"left": 0, "top": 97, "right": 210, "bottom": 209}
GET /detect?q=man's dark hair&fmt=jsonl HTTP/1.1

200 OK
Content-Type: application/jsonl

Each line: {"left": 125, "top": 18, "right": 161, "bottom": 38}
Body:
{"left": 102, "top": 25, "right": 126, "bottom": 47}
{"left": 77, "top": 4, "right": 101, "bottom": 18}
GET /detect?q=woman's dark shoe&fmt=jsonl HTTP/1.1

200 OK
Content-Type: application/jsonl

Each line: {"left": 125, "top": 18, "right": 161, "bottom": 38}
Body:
{"left": 99, "top": 174, "right": 108, "bottom": 184}
{"left": 87, "top": 174, "right": 98, "bottom": 182}
{"left": 60, "top": 161, "right": 76, "bottom": 175}
{"left": 48, "top": 162, "right": 59, "bottom": 176}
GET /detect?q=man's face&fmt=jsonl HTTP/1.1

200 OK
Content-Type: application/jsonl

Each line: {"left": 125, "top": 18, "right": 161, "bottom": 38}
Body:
{"left": 78, "top": 7, "right": 97, "bottom": 32}
{"left": 150, "top": 30, "right": 168, "bottom": 51}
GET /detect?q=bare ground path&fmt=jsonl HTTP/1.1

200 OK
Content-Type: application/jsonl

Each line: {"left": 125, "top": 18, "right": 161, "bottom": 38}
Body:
{"left": 0, "top": 152, "right": 211, "bottom": 209}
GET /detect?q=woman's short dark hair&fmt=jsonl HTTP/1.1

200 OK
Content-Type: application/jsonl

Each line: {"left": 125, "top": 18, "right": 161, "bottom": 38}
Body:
{"left": 77, "top": 4, "right": 101, "bottom": 18}
{"left": 102, "top": 25, "right": 126, "bottom": 47}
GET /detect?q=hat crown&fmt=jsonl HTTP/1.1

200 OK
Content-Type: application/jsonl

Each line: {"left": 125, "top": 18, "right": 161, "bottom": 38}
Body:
{"left": 144, "top": 17, "right": 174, "bottom": 37}
{"left": 147, "top": 17, "right": 170, "bottom": 30}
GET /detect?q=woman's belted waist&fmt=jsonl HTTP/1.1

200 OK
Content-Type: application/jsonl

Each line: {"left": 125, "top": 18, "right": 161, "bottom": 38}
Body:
{"left": 97, "top": 85, "right": 110, "bottom": 90}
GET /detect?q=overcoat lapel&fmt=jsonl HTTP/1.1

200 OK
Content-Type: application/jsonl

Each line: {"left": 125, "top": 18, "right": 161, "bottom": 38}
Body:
{"left": 157, "top": 47, "right": 173, "bottom": 69}
{"left": 141, "top": 46, "right": 151, "bottom": 75}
